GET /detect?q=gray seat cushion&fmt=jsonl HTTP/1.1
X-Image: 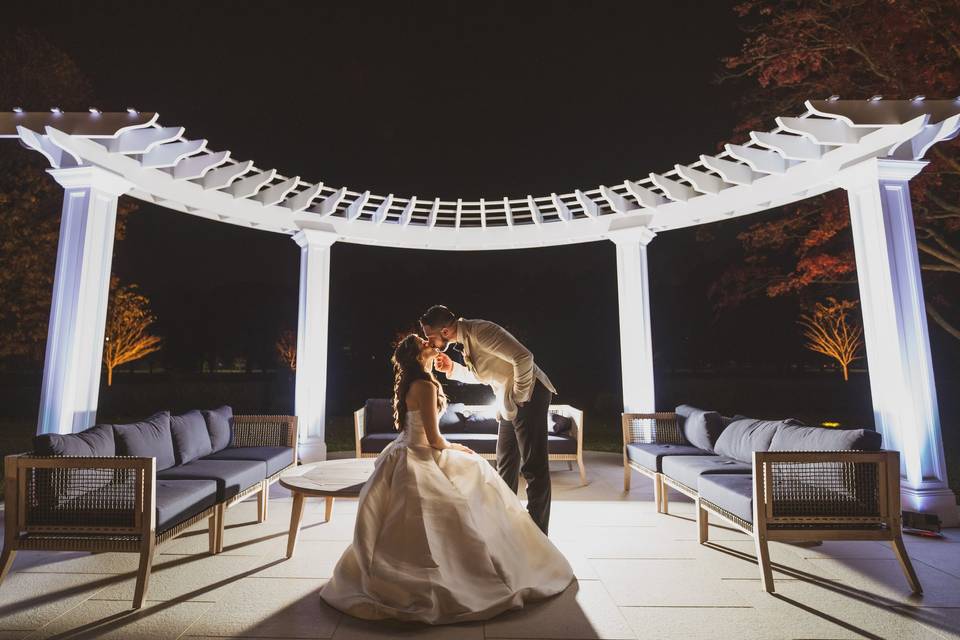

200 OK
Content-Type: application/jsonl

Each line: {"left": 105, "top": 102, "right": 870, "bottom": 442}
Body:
{"left": 546, "top": 434, "right": 577, "bottom": 455}
{"left": 360, "top": 433, "right": 401, "bottom": 453}
{"left": 171, "top": 410, "right": 213, "bottom": 465}
{"left": 202, "top": 406, "right": 233, "bottom": 452}
{"left": 113, "top": 412, "right": 177, "bottom": 471}
{"left": 661, "top": 455, "right": 752, "bottom": 489}
{"left": 698, "top": 474, "right": 754, "bottom": 524}
{"left": 445, "top": 433, "right": 500, "bottom": 454}
{"left": 34, "top": 423, "right": 115, "bottom": 457}
{"left": 676, "top": 405, "right": 726, "bottom": 452}
{"left": 361, "top": 432, "right": 575, "bottom": 456}
{"left": 39, "top": 478, "right": 218, "bottom": 531}
{"left": 770, "top": 425, "right": 882, "bottom": 451}
{"left": 714, "top": 418, "right": 795, "bottom": 464}
{"left": 158, "top": 459, "right": 266, "bottom": 501}
{"left": 626, "top": 443, "right": 707, "bottom": 472}
{"left": 203, "top": 446, "right": 295, "bottom": 476}
{"left": 156, "top": 479, "right": 218, "bottom": 532}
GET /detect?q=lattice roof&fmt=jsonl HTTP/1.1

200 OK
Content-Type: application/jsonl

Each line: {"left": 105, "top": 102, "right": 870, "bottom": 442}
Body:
{"left": 2, "top": 99, "right": 958, "bottom": 249}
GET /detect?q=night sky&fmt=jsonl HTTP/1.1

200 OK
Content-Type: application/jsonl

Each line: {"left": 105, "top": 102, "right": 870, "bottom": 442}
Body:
{"left": 8, "top": 1, "right": 958, "bottom": 419}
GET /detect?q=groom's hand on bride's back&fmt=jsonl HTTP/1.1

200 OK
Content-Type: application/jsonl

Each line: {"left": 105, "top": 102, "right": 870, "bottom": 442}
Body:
{"left": 434, "top": 352, "right": 454, "bottom": 375}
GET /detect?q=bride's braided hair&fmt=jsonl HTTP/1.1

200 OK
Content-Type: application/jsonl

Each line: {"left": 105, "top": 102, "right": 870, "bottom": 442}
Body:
{"left": 392, "top": 334, "right": 447, "bottom": 431}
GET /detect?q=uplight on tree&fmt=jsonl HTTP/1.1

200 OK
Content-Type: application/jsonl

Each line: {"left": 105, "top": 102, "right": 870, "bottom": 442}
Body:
{"left": 276, "top": 329, "right": 297, "bottom": 371}
{"left": 103, "top": 281, "right": 161, "bottom": 386}
{"left": 797, "top": 297, "right": 863, "bottom": 381}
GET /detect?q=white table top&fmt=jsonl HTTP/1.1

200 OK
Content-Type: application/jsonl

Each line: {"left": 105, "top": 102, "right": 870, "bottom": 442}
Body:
{"left": 279, "top": 458, "right": 375, "bottom": 496}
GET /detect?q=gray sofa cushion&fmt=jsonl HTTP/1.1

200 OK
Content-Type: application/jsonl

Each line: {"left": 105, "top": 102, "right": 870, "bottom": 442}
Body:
{"left": 448, "top": 433, "right": 501, "bottom": 454}
{"left": 438, "top": 403, "right": 466, "bottom": 432}
{"left": 39, "top": 477, "right": 217, "bottom": 530}
{"left": 550, "top": 413, "right": 574, "bottom": 435}
{"left": 34, "top": 423, "right": 115, "bottom": 457}
{"left": 714, "top": 418, "right": 790, "bottom": 464}
{"left": 455, "top": 412, "right": 499, "bottom": 434}
{"left": 202, "top": 405, "right": 233, "bottom": 452}
{"left": 661, "top": 455, "right": 752, "bottom": 489}
{"left": 625, "top": 443, "right": 707, "bottom": 473}
{"left": 676, "top": 405, "right": 726, "bottom": 452}
{"left": 360, "top": 432, "right": 576, "bottom": 456}
{"left": 170, "top": 410, "right": 213, "bottom": 465}
{"left": 114, "top": 412, "right": 176, "bottom": 471}
{"left": 698, "top": 474, "right": 754, "bottom": 524}
{"left": 770, "top": 425, "right": 882, "bottom": 452}
{"left": 364, "top": 399, "right": 395, "bottom": 433}
{"left": 203, "top": 446, "right": 295, "bottom": 477}
{"left": 156, "top": 479, "right": 218, "bottom": 532}
{"left": 158, "top": 458, "right": 266, "bottom": 501}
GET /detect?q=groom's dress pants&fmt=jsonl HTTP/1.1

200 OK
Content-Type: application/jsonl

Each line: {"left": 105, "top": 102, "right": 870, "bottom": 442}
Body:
{"left": 497, "top": 380, "right": 553, "bottom": 535}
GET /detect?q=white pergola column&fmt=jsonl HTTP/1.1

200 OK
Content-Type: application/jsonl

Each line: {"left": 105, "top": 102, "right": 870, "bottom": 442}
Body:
{"left": 841, "top": 158, "right": 957, "bottom": 526}
{"left": 37, "top": 166, "right": 132, "bottom": 435}
{"left": 612, "top": 227, "right": 657, "bottom": 413}
{"left": 292, "top": 229, "right": 338, "bottom": 463}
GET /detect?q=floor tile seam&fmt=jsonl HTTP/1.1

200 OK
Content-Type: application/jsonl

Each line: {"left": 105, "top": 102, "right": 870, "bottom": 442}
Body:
{"left": 582, "top": 554, "right": 699, "bottom": 560}
{"left": 18, "top": 580, "right": 113, "bottom": 638}
{"left": 16, "top": 570, "right": 133, "bottom": 575}
{"left": 911, "top": 557, "right": 960, "bottom": 580}
{"left": 803, "top": 555, "right": 960, "bottom": 582}
{"left": 86, "top": 596, "right": 222, "bottom": 603}
{"left": 617, "top": 604, "right": 755, "bottom": 609}
{"left": 174, "top": 601, "right": 217, "bottom": 640}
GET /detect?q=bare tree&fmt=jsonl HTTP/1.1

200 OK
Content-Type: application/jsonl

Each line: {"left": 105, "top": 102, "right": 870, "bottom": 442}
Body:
{"left": 103, "top": 282, "right": 161, "bottom": 386}
{"left": 797, "top": 298, "right": 863, "bottom": 381}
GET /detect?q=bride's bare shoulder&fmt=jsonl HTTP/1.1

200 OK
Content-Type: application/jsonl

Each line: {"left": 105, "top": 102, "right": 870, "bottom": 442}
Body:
{"left": 408, "top": 379, "right": 437, "bottom": 396}
{"left": 406, "top": 379, "right": 436, "bottom": 408}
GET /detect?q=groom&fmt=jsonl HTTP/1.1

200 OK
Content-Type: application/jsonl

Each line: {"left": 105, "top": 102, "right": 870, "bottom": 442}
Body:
{"left": 420, "top": 305, "right": 557, "bottom": 534}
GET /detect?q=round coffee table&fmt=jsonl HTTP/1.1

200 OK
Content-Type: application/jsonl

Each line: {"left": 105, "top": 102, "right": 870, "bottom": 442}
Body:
{"left": 279, "top": 458, "right": 375, "bottom": 559}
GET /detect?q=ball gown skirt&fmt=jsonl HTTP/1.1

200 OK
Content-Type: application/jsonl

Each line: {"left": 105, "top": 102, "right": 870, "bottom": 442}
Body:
{"left": 319, "top": 410, "right": 574, "bottom": 624}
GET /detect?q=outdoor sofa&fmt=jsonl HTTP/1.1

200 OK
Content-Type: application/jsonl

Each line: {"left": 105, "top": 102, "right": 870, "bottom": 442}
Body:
{"left": 622, "top": 405, "right": 922, "bottom": 594}
{"left": 355, "top": 399, "right": 586, "bottom": 483}
{"left": 1, "top": 406, "right": 297, "bottom": 609}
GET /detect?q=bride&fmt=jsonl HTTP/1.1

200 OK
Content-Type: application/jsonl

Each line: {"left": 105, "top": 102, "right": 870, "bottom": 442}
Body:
{"left": 319, "top": 334, "right": 574, "bottom": 624}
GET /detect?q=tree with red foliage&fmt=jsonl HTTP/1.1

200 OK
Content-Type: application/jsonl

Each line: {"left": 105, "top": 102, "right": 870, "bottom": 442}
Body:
{"left": 0, "top": 29, "right": 138, "bottom": 362}
{"left": 712, "top": 0, "right": 960, "bottom": 340}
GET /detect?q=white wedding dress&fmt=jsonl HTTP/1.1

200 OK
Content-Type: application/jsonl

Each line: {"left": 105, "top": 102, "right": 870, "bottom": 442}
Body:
{"left": 319, "top": 409, "right": 574, "bottom": 624}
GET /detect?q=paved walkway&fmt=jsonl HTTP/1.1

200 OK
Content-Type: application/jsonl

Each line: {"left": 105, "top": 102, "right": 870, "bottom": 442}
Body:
{"left": 1, "top": 451, "right": 959, "bottom": 639}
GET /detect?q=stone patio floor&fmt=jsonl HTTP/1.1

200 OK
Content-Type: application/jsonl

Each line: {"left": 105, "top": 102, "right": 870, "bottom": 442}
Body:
{"left": 1, "top": 450, "right": 959, "bottom": 639}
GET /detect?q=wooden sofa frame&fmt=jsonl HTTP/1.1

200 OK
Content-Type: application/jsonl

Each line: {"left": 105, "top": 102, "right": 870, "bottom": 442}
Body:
{"left": 623, "top": 412, "right": 922, "bottom": 594}
{"left": 0, "top": 414, "right": 297, "bottom": 609}
{"left": 356, "top": 403, "right": 586, "bottom": 484}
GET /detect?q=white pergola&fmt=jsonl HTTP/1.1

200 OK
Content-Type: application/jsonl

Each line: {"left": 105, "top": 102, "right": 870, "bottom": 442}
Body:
{"left": 2, "top": 99, "right": 958, "bottom": 525}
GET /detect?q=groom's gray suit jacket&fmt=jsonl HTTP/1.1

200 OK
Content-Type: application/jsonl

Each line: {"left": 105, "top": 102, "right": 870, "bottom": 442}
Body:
{"left": 445, "top": 318, "right": 556, "bottom": 421}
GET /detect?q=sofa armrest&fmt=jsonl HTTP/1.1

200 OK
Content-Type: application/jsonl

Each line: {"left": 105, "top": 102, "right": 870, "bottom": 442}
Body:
{"left": 752, "top": 450, "right": 898, "bottom": 529}
{"left": 231, "top": 415, "right": 298, "bottom": 452}
{"left": 354, "top": 407, "right": 366, "bottom": 458}
{"left": 622, "top": 412, "right": 685, "bottom": 447}
{"left": 4, "top": 453, "right": 155, "bottom": 538}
